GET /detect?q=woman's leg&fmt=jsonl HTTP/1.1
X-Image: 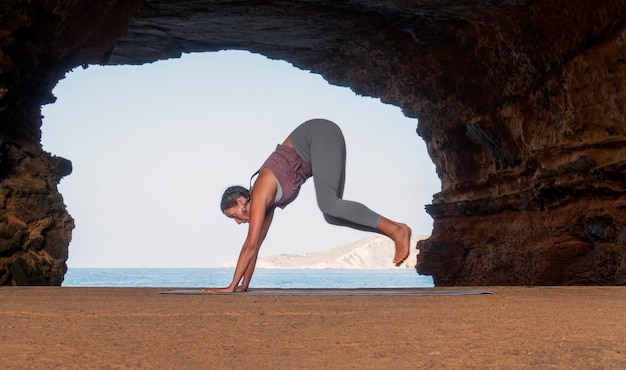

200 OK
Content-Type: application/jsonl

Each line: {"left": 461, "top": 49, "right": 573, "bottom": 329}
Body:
{"left": 307, "top": 122, "right": 381, "bottom": 230}
{"left": 307, "top": 121, "right": 412, "bottom": 265}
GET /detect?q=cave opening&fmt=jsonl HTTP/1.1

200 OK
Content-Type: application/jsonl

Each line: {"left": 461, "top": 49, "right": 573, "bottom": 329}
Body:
{"left": 41, "top": 50, "right": 440, "bottom": 270}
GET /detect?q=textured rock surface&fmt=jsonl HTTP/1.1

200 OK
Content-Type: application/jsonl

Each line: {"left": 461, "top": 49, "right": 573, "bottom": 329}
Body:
{"left": 1, "top": 0, "right": 626, "bottom": 285}
{"left": 0, "top": 1, "right": 141, "bottom": 284}
{"left": 0, "top": 140, "right": 73, "bottom": 285}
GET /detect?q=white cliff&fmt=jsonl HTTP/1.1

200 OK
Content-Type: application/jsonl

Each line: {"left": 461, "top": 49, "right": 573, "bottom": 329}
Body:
{"left": 254, "top": 235, "right": 427, "bottom": 269}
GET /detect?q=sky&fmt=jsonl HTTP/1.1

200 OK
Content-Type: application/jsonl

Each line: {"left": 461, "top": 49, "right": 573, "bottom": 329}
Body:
{"left": 41, "top": 50, "right": 440, "bottom": 268}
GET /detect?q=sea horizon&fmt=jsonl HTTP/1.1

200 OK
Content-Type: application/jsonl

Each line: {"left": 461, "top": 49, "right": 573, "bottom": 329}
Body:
{"left": 63, "top": 267, "right": 435, "bottom": 289}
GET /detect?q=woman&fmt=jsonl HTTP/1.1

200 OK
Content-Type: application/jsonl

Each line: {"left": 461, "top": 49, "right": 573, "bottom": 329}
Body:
{"left": 204, "top": 119, "right": 411, "bottom": 293}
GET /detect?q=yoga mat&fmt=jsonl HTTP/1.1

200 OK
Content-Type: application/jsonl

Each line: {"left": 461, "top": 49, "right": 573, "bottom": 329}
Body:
{"left": 158, "top": 288, "right": 494, "bottom": 296}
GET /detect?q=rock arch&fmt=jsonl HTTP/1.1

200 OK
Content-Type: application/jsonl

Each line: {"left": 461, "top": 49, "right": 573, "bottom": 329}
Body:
{"left": 1, "top": 1, "right": 626, "bottom": 285}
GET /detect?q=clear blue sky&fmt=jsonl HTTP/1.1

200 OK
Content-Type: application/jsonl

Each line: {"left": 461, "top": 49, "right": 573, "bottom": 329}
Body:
{"left": 41, "top": 50, "right": 440, "bottom": 268}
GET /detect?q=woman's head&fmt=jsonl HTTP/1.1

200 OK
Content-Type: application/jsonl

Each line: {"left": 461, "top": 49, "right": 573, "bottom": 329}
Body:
{"left": 221, "top": 185, "right": 250, "bottom": 224}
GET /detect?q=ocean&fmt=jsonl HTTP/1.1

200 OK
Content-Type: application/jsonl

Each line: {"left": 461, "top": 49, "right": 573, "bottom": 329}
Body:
{"left": 63, "top": 268, "right": 434, "bottom": 288}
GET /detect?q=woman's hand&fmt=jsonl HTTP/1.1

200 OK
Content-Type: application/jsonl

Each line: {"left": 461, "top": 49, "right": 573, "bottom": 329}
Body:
{"left": 201, "top": 285, "right": 248, "bottom": 294}
{"left": 201, "top": 286, "right": 236, "bottom": 294}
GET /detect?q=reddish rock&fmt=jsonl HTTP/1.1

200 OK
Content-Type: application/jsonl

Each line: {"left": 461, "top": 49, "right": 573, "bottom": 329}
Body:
{"left": 1, "top": 1, "right": 625, "bottom": 285}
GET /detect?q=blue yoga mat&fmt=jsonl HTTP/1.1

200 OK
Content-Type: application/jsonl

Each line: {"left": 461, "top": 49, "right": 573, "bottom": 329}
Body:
{"left": 158, "top": 288, "right": 494, "bottom": 296}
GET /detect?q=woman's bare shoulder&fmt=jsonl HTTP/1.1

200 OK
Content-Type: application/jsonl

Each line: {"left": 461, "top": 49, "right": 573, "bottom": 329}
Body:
{"left": 251, "top": 168, "right": 278, "bottom": 207}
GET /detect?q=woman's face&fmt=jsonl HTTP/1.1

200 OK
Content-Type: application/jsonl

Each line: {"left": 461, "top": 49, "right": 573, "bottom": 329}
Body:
{"left": 223, "top": 196, "right": 249, "bottom": 224}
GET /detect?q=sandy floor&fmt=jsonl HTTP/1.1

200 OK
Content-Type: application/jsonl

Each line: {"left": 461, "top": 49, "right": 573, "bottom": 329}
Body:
{"left": 1, "top": 287, "right": 625, "bottom": 369}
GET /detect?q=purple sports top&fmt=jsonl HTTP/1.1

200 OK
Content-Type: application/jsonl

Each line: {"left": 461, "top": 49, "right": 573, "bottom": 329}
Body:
{"left": 259, "top": 144, "right": 312, "bottom": 209}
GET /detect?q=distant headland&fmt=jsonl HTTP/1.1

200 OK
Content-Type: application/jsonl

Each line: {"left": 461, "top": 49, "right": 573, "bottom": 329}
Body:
{"left": 221, "top": 235, "right": 428, "bottom": 270}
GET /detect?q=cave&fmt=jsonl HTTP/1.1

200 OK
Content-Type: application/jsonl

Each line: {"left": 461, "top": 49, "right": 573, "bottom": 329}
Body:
{"left": 1, "top": 0, "right": 626, "bottom": 286}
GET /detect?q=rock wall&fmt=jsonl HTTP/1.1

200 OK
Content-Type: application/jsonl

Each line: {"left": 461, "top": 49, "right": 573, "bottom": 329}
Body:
{"left": 0, "top": 1, "right": 142, "bottom": 284}
{"left": 1, "top": 0, "right": 625, "bottom": 285}
{"left": 0, "top": 140, "right": 73, "bottom": 285}
{"left": 418, "top": 28, "right": 626, "bottom": 285}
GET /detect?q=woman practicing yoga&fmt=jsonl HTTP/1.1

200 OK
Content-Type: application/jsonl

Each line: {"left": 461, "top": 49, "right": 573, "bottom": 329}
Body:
{"left": 204, "top": 119, "right": 411, "bottom": 293}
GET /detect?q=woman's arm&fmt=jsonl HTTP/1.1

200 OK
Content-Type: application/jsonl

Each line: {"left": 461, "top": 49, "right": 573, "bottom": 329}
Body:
{"left": 237, "top": 207, "right": 275, "bottom": 291}
{"left": 205, "top": 169, "right": 277, "bottom": 293}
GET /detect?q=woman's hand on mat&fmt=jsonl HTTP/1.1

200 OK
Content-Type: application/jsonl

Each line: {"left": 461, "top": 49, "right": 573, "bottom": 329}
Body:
{"left": 201, "top": 286, "right": 236, "bottom": 294}
{"left": 201, "top": 285, "right": 248, "bottom": 294}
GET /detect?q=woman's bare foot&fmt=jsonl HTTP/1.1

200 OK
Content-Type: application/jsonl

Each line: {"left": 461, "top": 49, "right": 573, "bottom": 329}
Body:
{"left": 392, "top": 223, "right": 412, "bottom": 266}
{"left": 376, "top": 218, "right": 412, "bottom": 266}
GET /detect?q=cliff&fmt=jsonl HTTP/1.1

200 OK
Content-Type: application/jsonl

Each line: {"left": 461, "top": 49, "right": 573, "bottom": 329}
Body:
{"left": 254, "top": 236, "right": 426, "bottom": 270}
{"left": 1, "top": 1, "right": 626, "bottom": 285}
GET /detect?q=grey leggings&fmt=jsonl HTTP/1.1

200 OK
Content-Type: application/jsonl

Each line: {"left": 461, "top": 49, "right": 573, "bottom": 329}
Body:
{"left": 290, "top": 119, "right": 382, "bottom": 231}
